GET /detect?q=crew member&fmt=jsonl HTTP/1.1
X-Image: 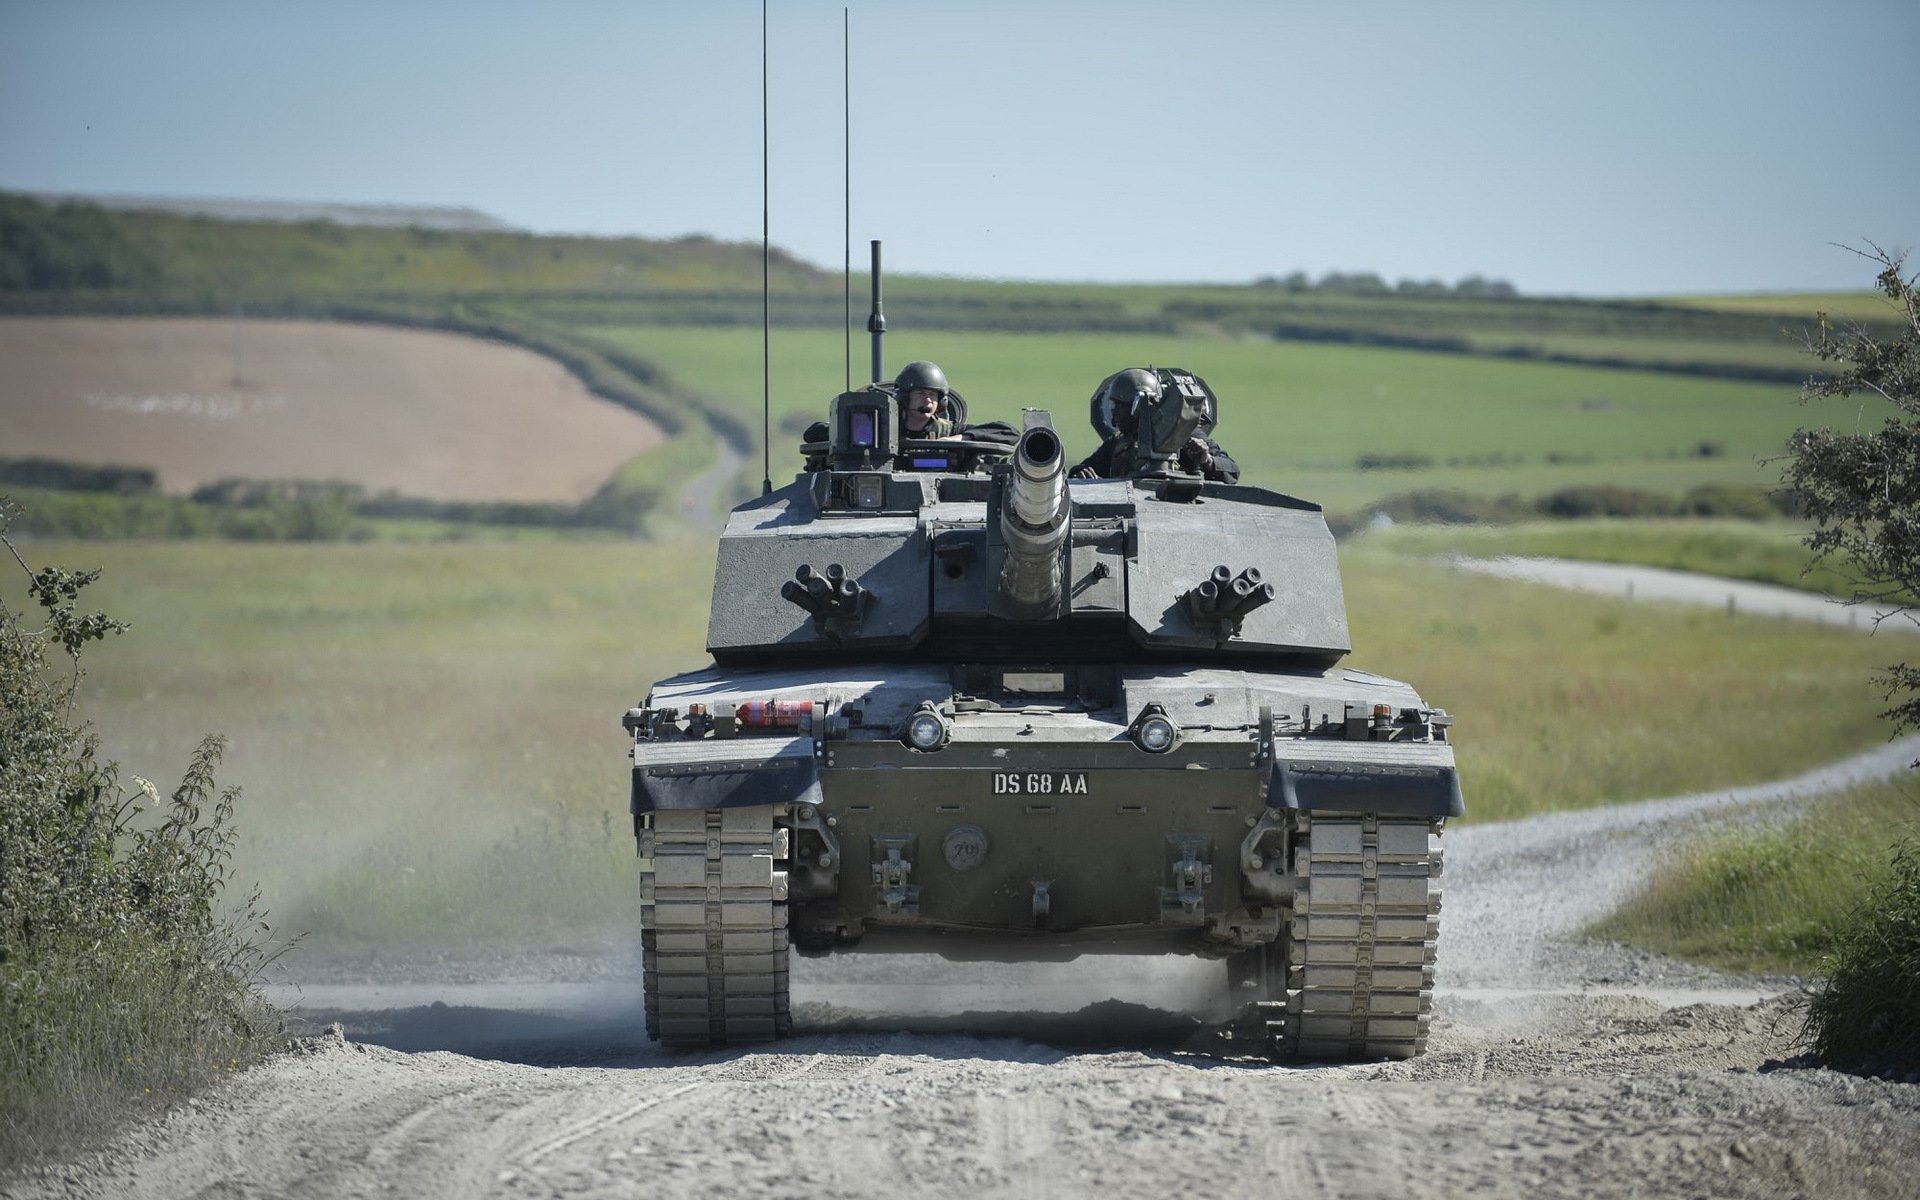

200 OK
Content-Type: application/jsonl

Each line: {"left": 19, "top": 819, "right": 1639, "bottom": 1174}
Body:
{"left": 799, "top": 360, "right": 1015, "bottom": 470}
{"left": 891, "top": 360, "right": 1016, "bottom": 467}
{"left": 1069, "top": 368, "right": 1239, "bottom": 482}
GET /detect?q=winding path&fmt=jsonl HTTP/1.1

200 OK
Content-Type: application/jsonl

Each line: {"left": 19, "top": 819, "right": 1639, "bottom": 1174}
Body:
{"left": 1446, "top": 555, "right": 1919, "bottom": 633}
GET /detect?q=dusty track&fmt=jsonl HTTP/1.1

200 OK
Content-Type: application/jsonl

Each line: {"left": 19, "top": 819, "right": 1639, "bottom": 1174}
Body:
{"left": 1447, "top": 555, "right": 1919, "bottom": 632}
{"left": 12, "top": 741, "right": 1920, "bottom": 1199}
{"left": 0, "top": 317, "right": 663, "bottom": 502}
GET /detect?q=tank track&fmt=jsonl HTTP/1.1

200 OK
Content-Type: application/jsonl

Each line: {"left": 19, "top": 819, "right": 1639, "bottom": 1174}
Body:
{"left": 1244, "top": 813, "right": 1444, "bottom": 1061}
{"left": 639, "top": 804, "right": 791, "bottom": 1047}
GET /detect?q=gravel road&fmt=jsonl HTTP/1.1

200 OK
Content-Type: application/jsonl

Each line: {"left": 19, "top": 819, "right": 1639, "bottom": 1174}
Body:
{"left": 13, "top": 741, "right": 1920, "bottom": 1200}
{"left": 1446, "top": 555, "right": 1918, "bottom": 633}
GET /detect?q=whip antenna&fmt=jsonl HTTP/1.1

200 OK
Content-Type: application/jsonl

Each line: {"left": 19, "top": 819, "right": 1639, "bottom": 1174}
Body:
{"left": 867, "top": 240, "right": 886, "bottom": 386}
{"left": 843, "top": 6, "right": 851, "bottom": 391}
{"left": 760, "top": 0, "right": 772, "bottom": 495}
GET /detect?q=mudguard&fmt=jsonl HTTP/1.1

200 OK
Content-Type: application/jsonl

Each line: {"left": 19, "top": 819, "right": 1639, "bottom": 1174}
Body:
{"left": 630, "top": 736, "right": 822, "bottom": 814}
{"left": 1271, "top": 757, "right": 1465, "bottom": 818}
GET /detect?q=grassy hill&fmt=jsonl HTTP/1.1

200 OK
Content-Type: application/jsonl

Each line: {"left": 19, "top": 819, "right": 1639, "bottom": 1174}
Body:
{"left": 3, "top": 190, "right": 1898, "bottom": 527}
{"left": 8, "top": 191, "right": 1893, "bottom": 367}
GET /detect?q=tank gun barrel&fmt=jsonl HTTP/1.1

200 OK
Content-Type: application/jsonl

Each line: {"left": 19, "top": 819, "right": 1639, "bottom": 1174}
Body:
{"left": 995, "top": 424, "right": 1071, "bottom": 618}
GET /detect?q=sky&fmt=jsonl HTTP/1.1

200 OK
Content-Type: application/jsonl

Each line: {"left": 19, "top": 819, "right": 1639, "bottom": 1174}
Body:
{"left": 1, "top": 0, "right": 1916, "bottom": 295}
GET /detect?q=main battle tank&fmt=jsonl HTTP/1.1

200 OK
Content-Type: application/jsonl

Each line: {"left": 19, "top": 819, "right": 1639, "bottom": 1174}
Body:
{"left": 623, "top": 369, "right": 1461, "bottom": 1061}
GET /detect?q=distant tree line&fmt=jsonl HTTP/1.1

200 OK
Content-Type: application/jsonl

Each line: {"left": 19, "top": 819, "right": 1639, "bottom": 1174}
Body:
{"left": 0, "top": 194, "right": 158, "bottom": 290}
{"left": 1253, "top": 270, "right": 1519, "bottom": 299}
{"left": 0, "top": 458, "right": 666, "bottom": 540}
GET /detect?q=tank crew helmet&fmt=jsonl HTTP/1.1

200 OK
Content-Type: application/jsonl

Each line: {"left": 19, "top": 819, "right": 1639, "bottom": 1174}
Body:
{"left": 893, "top": 360, "right": 950, "bottom": 400}
{"left": 1106, "top": 368, "right": 1162, "bottom": 434}
{"left": 895, "top": 360, "right": 954, "bottom": 435}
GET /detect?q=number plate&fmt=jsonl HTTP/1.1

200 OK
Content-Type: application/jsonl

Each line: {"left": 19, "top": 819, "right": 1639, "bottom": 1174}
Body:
{"left": 990, "top": 772, "right": 1089, "bottom": 796}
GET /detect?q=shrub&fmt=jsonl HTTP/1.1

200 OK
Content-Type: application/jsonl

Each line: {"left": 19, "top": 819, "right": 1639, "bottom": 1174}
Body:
{"left": 0, "top": 458, "right": 157, "bottom": 496}
{"left": 1676, "top": 482, "right": 1789, "bottom": 520}
{"left": 1803, "top": 839, "right": 1920, "bottom": 1072}
{"left": 1364, "top": 489, "right": 1530, "bottom": 525}
{"left": 0, "top": 504, "right": 280, "bottom": 1162}
{"left": 1355, "top": 452, "right": 1436, "bottom": 472}
{"left": 1535, "top": 485, "right": 1676, "bottom": 519}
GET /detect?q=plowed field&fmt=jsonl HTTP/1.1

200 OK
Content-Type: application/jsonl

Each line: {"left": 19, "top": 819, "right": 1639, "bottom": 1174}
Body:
{"left": 0, "top": 317, "right": 662, "bottom": 501}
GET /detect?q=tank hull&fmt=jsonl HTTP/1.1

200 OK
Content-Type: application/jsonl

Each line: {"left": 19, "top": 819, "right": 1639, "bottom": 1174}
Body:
{"left": 630, "top": 661, "right": 1454, "bottom": 1059}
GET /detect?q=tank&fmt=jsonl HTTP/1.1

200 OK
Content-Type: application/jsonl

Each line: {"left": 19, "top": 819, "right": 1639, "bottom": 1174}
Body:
{"left": 622, "top": 370, "right": 1461, "bottom": 1061}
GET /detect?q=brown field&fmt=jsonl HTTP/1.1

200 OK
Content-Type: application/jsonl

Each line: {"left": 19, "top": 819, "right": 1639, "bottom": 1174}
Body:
{"left": 0, "top": 317, "right": 663, "bottom": 501}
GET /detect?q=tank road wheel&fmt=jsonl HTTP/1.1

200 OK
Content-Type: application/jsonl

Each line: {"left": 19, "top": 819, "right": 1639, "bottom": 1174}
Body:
{"left": 1277, "top": 815, "right": 1443, "bottom": 1061}
{"left": 639, "top": 805, "right": 791, "bottom": 1048}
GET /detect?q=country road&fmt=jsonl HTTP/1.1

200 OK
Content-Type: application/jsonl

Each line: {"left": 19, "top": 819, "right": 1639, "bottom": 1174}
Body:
{"left": 13, "top": 742, "right": 1920, "bottom": 1199}
{"left": 1446, "top": 555, "right": 1919, "bottom": 633}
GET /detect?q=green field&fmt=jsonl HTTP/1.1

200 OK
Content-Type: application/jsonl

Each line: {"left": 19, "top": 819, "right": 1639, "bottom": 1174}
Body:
{"left": 589, "top": 324, "right": 1841, "bottom": 514}
{"left": 1596, "top": 776, "right": 1920, "bottom": 974}
{"left": 7, "top": 535, "right": 1894, "bottom": 948}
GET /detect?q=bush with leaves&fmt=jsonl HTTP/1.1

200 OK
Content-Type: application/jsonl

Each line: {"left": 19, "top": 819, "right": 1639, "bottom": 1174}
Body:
{"left": 0, "top": 501, "right": 281, "bottom": 1162}
{"left": 1784, "top": 245, "right": 1920, "bottom": 725}
{"left": 1803, "top": 839, "right": 1920, "bottom": 1072}
{"left": 1782, "top": 245, "right": 1920, "bottom": 1073}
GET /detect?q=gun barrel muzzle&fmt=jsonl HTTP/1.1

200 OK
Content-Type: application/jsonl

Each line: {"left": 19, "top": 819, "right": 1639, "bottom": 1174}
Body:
{"left": 996, "top": 424, "right": 1072, "bottom": 617}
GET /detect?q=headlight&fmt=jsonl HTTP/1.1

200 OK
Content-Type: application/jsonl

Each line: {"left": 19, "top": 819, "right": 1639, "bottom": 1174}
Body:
{"left": 1135, "top": 712, "right": 1177, "bottom": 754}
{"left": 906, "top": 710, "right": 947, "bottom": 751}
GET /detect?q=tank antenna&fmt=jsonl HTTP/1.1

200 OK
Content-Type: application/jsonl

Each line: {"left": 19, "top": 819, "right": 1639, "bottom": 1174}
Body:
{"left": 842, "top": 6, "right": 851, "bottom": 392}
{"left": 867, "top": 240, "right": 886, "bottom": 386}
{"left": 759, "top": 0, "right": 773, "bottom": 496}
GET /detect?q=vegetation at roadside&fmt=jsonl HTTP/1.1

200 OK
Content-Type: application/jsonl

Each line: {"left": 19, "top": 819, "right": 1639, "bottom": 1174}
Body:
{"left": 1596, "top": 778, "right": 1919, "bottom": 974}
{"left": 1805, "top": 837, "right": 1920, "bottom": 1072}
{"left": 1596, "top": 777, "right": 1920, "bottom": 1073}
{"left": 0, "top": 508, "right": 280, "bottom": 1163}
{"left": 1, "top": 537, "right": 720, "bottom": 949}
{"left": 1783, "top": 246, "right": 1920, "bottom": 728}
{"left": 1593, "top": 249, "right": 1920, "bottom": 1075}
{"left": 1777, "top": 246, "right": 1920, "bottom": 1074}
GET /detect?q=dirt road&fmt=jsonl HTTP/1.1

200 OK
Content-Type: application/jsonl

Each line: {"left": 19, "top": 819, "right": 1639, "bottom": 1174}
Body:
{"left": 1447, "top": 555, "right": 1918, "bottom": 633}
{"left": 14, "top": 741, "right": 1920, "bottom": 1199}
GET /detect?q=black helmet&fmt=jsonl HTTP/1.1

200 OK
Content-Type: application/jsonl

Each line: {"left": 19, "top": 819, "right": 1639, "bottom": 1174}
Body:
{"left": 1106, "top": 368, "right": 1161, "bottom": 433}
{"left": 893, "top": 360, "right": 949, "bottom": 397}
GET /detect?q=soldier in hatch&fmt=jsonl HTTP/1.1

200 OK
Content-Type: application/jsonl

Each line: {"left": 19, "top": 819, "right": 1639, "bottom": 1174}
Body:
{"left": 800, "top": 360, "right": 1015, "bottom": 470}
{"left": 894, "top": 360, "right": 959, "bottom": 438}
{"left": 1068, "top": 367, "right": 1239, "bottom": 483}
{"left": 891, "top": 360, "right": 1016, "bottom": 450}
